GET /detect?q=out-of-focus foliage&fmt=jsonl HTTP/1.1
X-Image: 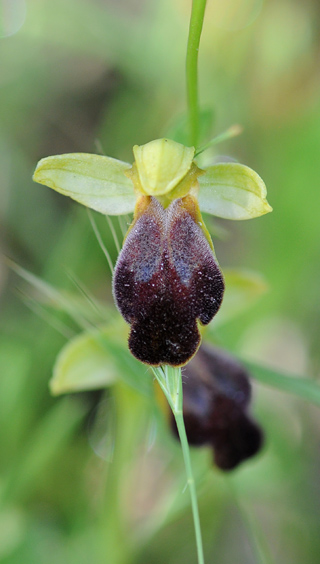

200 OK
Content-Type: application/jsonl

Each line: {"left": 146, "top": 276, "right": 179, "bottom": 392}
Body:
{"left": 1, "top": 0, "right": 320, "bottom": 562}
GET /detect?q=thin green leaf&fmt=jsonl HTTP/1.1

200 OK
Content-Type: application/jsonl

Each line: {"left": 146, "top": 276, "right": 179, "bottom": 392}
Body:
{"left": 2, "top": 398, "right": 87, "bottom": 502}
{"left": 244, "top": 360, "right": 320, "bottom": 407}
{"left": 198, "top": 163, "right": 272, "bottom": 220}
{"left": 87, "top": 209, "right": 114, "bottom": 274}
{"left": 194, "top": 124, "right": 243, "bottom": 157}
{"left": 7, "top": 259, "right": 93, "bottom": 330}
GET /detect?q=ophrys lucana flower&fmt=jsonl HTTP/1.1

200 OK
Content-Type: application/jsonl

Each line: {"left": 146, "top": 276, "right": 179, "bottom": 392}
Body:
{"left": 33, "top": 138, "right": 272, "bottom": 367}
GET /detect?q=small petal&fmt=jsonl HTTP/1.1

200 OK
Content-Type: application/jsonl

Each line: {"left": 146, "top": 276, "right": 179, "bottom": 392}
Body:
{"left": 113, "top": 196, "right": 224, "bottom": 366}
{"left": 132, "top": 138, "right": 195, "bottom": 196}
{"left": 198, "top": 163, "right": 272, "bottom": 220}
{"left": 33, "top": 153, "right": 136, "bottom": 215}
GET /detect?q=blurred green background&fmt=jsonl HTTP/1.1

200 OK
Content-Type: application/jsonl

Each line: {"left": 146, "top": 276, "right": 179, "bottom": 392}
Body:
{"left": 1, "top": 0, "right": 320, "bottom": 562}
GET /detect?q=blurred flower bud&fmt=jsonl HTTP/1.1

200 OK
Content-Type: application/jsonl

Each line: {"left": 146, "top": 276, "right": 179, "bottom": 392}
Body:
{"left": 172, "top": 343, "right": 263, "bottom": 470}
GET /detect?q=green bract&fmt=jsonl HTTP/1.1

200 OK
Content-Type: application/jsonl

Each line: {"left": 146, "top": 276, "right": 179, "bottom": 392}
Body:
{"left": 50, "top": 328, "right": 118, "bottom": 395}
{"left": 33, "top": 138, "right": 272, "bottom": 220}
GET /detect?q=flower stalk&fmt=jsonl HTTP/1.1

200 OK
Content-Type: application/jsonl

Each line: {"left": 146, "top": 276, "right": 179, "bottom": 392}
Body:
{"left": 186, "top": 0, "right": 208, "bottom": 148}
{"left": 152, "top": 365, "right": 205, "bottom": 564}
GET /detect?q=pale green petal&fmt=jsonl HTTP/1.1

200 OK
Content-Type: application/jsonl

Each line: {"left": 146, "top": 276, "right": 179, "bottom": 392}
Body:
{"left": 198, "top": 163, "right": 272, "bottom": 219}
{"left": 133, "top": 138, "right": 195, "bottom": 196}
{"left": 50, "top": 328, "right": 118, "bottom": 395}
{"left": 33, "top": 153, "right": 136, "bottom": 215}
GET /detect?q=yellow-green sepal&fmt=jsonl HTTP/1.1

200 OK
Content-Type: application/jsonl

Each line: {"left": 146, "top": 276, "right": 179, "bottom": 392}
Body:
{"left": 198, "top": 162, "right": 272, "bottom": 220}
{"left": 33, "top": 153, "right": 136, "bottom": 215}
{"left": 131, "top": 138, "right": 195, "bottom": 196}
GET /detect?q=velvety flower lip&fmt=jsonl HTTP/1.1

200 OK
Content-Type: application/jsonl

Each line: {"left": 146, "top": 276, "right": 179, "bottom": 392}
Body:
{"left": 113, "top": 195, "right": 224, "bottom": 366}
{"left": 171, "top": 344, "right": 263, "bottom": 470}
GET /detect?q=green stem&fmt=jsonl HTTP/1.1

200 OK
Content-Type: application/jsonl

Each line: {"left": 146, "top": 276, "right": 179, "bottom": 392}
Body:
{"left": 186, "top": 0, "right": 207, "bottom": 148}
{"left": 152, "top": 366, "right": 205, "bottom": 564}
{"left": 174, "top": 411, "right": 205, "bottom": 564}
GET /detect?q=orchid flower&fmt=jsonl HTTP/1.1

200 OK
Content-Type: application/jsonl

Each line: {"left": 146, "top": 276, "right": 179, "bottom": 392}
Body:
{"left": 33, "top": 138, "right": 272, "bottom": 367}
{"left": 171, "top": 343, "right": 263, "bottom": 471}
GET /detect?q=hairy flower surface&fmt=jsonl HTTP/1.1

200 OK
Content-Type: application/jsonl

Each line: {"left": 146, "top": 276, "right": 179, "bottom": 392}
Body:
{"left": 33, "top": 138, "right": 272, "bottom": 366}
{"left": 113, "top": 195, "right": 224, "bottom": 365}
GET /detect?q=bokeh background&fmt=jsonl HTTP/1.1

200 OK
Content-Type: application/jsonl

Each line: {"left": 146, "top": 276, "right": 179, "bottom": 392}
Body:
{"left": 1, "top": 0, "right": 320, "bottom": 562}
